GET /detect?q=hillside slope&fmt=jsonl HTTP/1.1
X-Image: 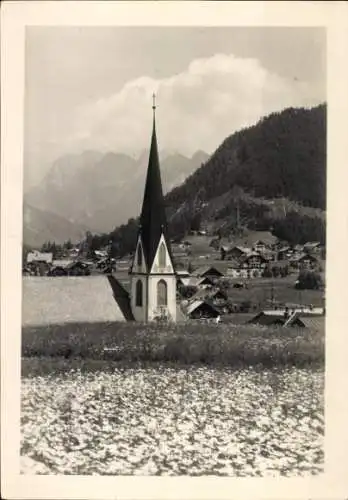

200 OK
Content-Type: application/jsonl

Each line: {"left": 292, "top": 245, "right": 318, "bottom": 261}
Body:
{"left": 166, "top": 104, "right": 326, "bottom": 211}
{"left": 23, "top": 203, "right": 88, "bottom": 247}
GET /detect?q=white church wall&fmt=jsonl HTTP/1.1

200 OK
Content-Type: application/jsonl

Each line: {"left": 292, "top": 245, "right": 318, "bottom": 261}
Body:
{"left": 130, "top": 275, "right": 148, "bottom": 322}
{"left": 147, "top": 275, "right": 177, "bottom": 322}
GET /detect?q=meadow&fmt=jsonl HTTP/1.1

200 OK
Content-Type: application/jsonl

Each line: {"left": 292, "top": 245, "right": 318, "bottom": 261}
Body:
{"left": 21, "top": 362, "right": 324, "bottom": 476}
{"left": 22, "top": 321, "right": 324, "bottom": 369}
{"left": 21, "top": 319, "right": 324, "bottom": 476}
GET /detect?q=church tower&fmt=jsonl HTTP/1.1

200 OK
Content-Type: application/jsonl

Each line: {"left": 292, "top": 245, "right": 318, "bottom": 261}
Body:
{"left": 129, "top": 96, "right": 177, "bottom": 322}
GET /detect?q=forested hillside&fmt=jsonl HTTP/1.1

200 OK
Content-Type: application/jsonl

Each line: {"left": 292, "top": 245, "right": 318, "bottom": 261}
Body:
{"left": 74, "top": 104, "right": 327, "bottom": 257}
{"left": 166, "top": 104, "right": 326, "bottom": 210}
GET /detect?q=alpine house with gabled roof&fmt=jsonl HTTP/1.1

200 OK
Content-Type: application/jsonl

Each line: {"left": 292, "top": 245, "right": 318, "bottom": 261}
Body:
{"left": 129, "top": 96, "right": 177, "bottom": 322}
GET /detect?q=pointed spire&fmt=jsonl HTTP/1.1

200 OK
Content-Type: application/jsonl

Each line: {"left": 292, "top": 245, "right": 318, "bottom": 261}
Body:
{"left": 138, "top": 95, "right": 169, "bottom": 270}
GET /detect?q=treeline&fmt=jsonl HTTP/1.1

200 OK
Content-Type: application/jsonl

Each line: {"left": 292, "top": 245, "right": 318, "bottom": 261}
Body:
{"left": 81, "top": 220, "right": 139, "bottom": 259}
{"left": 40, "top": 239, "right": 74, "bottom": 254}
{"left": 271, "top": 212, "right": 326, "bottom": 245}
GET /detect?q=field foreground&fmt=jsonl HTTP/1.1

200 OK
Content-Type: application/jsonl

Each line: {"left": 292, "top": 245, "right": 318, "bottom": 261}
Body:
{"left": 21, "top": 362, "right": 324, "bottom": 476}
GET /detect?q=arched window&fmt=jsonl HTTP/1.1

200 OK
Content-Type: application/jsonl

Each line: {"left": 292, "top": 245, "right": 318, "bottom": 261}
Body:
{"left": 158, "top": 242, "right": 166, "bottom": 268}
{"left": 157, "top": 280, "right": 167, "bottom": 307}
{"left": 136, "top": 280, "right": 143, "bottom": 307}
{"left": 137, "top": 244, "right": 142, "bottom": 267}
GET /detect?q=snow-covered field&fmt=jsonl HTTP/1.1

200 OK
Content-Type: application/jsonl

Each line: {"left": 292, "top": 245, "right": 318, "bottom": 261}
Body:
{"left": 21, "top": 365, "right": 324, "bottom": 476}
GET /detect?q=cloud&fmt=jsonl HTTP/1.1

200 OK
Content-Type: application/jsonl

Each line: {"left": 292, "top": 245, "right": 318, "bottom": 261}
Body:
{"left": 62, "top": 53, "right": 325, "bottom": 157}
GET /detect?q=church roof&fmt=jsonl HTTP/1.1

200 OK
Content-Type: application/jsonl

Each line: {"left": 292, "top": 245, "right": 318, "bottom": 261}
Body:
{"left": 138, "top": 100, "right": 173, "bottom": 271}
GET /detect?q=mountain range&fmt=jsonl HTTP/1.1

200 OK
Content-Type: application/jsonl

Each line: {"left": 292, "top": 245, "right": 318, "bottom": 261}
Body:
{"left": 24, "top": 149, "right": 209, "bottom": 245}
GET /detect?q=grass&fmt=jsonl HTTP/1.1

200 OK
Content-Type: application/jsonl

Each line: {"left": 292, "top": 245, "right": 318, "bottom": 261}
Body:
{"left": 225, "top": 278, "right": 324, "bottom": 307}
{"left": 22, "top": 321, "right": 324, "bottom": 373}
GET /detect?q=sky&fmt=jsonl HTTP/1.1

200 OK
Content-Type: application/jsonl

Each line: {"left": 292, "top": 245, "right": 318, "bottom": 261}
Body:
{"left": 24, "top": 26, "right": 326, "bottom": 188}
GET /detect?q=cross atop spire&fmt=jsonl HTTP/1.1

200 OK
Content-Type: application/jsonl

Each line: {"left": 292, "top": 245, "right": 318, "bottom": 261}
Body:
{"left": 152, "top": 93, "right": 156, "bottom": 113}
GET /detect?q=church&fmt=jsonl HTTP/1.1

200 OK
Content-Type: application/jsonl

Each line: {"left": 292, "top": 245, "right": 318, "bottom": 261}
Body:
{"left": 128, "top": 96, "right": 177, "bottom": 322}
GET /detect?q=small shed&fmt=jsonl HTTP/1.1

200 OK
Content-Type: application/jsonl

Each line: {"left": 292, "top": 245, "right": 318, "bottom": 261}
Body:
{"left": 186, "top": 300, "right": 220, "bottom": 319}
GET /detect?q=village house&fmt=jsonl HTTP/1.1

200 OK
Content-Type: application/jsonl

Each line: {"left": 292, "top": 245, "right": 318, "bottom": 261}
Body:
{"left": 226, "top": 251, "right": 269, "bottom": 279}
{"left": 222, "top": 245, "right": 251, "bottom": 261}
{"left": 66, "top": 261, "right": 91, "bottom": 276}
{"left": 94, "top": 249, "right": 109, "bottom": 260}
{"left": 276, "top": 246, "right": 294, "bottom": 261}
{"left": 177, "top": 275, "right": 215, "bottom": 289}
{"left": 209, "top": 237, "right": 221, "bottom": 250}
{"left": 190, "top": 288, "right": 228, "bottom": 308}
{"left": 290, "top": 252, "right": 319, "bottom": 271}
{"left": 303, "top": 242, "right": 323, "bottom": 255}
{"left": 242, "top": 252, "right": 269, "bottom": 269}
{"left": 116, "top": 259, "right": 131, "bottom": 272}
{"left": 293, "top": 244, "right": 305, "bottom": 255}
{"left": 171, "top": 244, "right": 189, "bottom": 260}
{"left": 185, "top": 300, "right": 220, "bottom": 320}
{"left": 176, "top": 269, "right": 191, "bottom": 279}
{"left": 227, "top": 265, "right": 250, "bottom": 279}
{"left": 192, "top": 265, "right": 225, "bottom": 279}
{"left": 68, "top": 247, "right": 80, "bottom": 258}
{"left": 182, "top": 240, "right": 192, "bottom": 249}
{"left": 248, "top": 308, "right": 325, "bottom": 328}
{"left": 47, "top": 265, "right": 68, "bottom": 277}
{"left": 252, "top": 240, "right": 269, "bottom": 254}
{"left": 24, "top": 260, "right": 51, "bottom": 276}
{"left": 27, "top": 250, "right": 53, "bottom": 264}
{"left": 177, "top": 275, "right": 216, "bottom": 301}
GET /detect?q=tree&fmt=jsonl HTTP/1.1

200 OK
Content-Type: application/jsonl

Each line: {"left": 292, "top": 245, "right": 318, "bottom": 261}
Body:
{"left": 64, "top": 239, "right": 73, "bottom": 250}
{"left": 220, "top": 247, "right": 226, "bottom": 261}
{"left": 190, "top": 212, "right": 202, "bottom": 232}
{"left": 271, "top": 266, "right": 280, "bottom": 278}
{"left": 295, "top": 271, "right": 323, "bottom": 290}
{"left": 240, "top": 300, "right": 252, "bottom": 313}
{"left": 187, "top": 261, "right": 194, "bottom": 274}
{"left": 280, "top": 265, "right": 289, "bottom": 278}
{"left": 262, "top": 264, "right": 272, "bottom": 278}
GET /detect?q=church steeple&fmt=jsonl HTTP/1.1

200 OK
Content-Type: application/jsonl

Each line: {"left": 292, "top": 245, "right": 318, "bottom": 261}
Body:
{"left": 129, "top": 96, "right": 177, "bottom": 323}
{"left": 139, "top": 94, "right": 169, "bottom": 271}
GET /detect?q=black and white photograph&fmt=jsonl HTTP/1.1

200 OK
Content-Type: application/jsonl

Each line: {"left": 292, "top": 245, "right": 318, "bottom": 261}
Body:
{"left": 1, "top": 1, "right": 348, "bottom": 499}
